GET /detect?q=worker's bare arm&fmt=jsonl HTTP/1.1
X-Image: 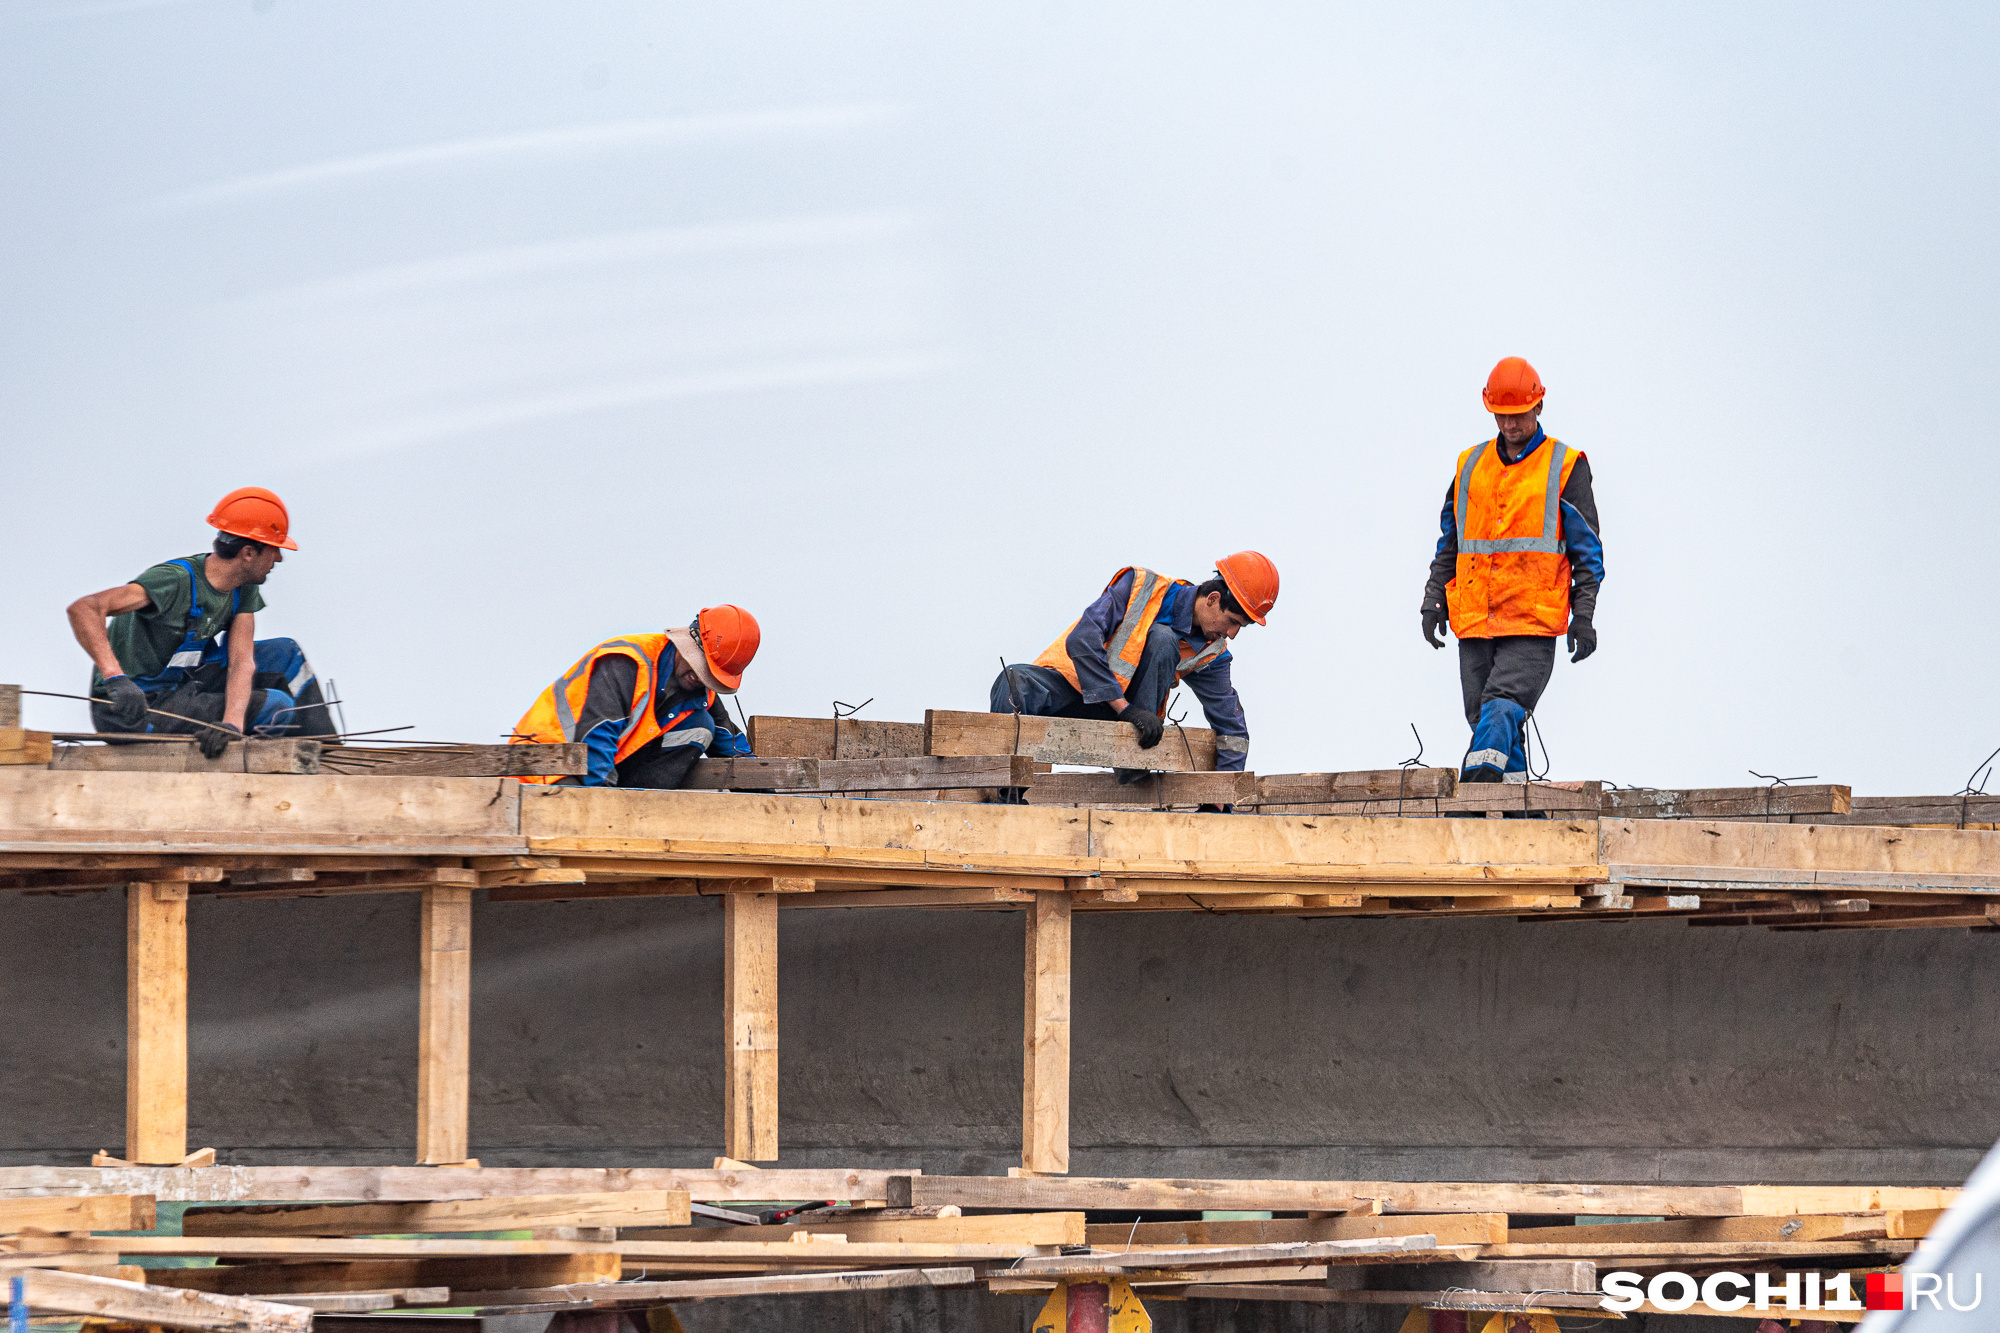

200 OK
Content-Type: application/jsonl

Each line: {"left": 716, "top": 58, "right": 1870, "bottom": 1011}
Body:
{"left": 66, "top": 583, "right": 151, "bottom": 681}
{"left": 223, "top": 612, "right": 256, "bottom": 731}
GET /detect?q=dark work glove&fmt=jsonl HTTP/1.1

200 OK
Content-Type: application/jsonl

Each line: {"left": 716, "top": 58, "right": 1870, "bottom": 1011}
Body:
{"left": 102, "top": 675, "right": 150, "bottom": 729}
{"left": 1421, "top": 600, "right": 1448, "bottom": 650}
{"left": 1123, "top": 706, "right": 1164, "bottom": 749}
{"left": 1567, "top": 615, "right": 1597, "bottom": 663}
{"left": 198, "top": 721, "right": 241, "bottom": 760}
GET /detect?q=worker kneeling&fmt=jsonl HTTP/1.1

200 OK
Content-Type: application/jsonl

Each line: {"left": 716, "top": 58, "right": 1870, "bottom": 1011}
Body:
{"left": 512, "top": 606, "right": 759, "bottom": 788}
{"left": 66, "top": 488, "right": 332, "bottom": 758}
{"left": 991, "top": 553, "right": 1277, "bottom": 781}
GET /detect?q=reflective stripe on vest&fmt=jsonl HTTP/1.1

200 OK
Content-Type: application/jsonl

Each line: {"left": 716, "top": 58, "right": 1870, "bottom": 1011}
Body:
{"left": 1455, "top": 438, "right": 1570, "bottom": 555}
{"left": 1033, "top": 567, "right": 1225, "bottom": 700}
{"left": 511, "top": 634, "right": 715, "bottom": 783}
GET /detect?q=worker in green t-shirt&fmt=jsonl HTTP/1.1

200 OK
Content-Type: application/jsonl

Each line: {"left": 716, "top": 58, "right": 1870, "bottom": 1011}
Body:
{"left": 66, "top": 488, "right": 333, "bottom": 757}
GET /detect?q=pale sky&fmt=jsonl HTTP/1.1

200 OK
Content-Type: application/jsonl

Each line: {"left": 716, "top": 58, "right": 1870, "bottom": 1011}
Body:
{"left": 5, "top": 1, "right": 1996, "bottom": 794}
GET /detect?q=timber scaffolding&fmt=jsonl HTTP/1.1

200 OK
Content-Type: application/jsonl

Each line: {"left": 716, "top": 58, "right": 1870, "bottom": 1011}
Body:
{"left": 3, "top": 687, "right": 1998, "bottom": 1325}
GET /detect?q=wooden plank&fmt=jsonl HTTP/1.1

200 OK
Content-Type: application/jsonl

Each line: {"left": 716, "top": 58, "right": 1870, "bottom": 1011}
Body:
{"left": 1084, "top": 1215, "right": 1507, "bottom": 1247}
{"left": 1026, "top": 771, "right": 1255, "bottom": 807}
{"left": 925, "top": 709, "right": 1217, "bottom": 771}
{"left": 1439, "top": 782, "right": 1603, "bottom": 814}
{"left": 146, "top": 1254, "right": 623, "bottom": 1296}
{"left": 1603, "top": 783, "right": 1851, "bottom": 819}
{"left": 723, "top": 890, "right": 779, "bottom": 1162}
{"left": 625, "top": 1213, "right": 1083, "bottom": 1245}
{"left": 1508, "top": 1215, "right": 1888, "bottom": 1244}
{"left": 1605, "top": 817, "right": 2000, "bottom": 881}
{"left": 1799, "top": 794, "right": 2000, "bottom": 826}
{"left": 1340, "top": 1259, "right": 1597, "bottom": 1293}
{"left": 126, "top": 882, "right": 187, "bottom": 1165}
{"left": 784, "top": 887, "right": 1035, "bottom": 908}
{"left": 688, "top": 755, "right": 1034, "bottom": 793}
{"left": 0, "top": 770, "right": 523, "bottom": 843}
{"left": 416, "top": 885, "right": 472, "bottom": 1165}
{"left": 745, "top": 716, "right": 928, "bottom": 760}
{"left": 0, "top": 1165, "right": 914, "bottom": 1203}
{"left": 1890, "top": 1207, "right": 1946, "bottom": 1238}
{"left": 0, "top": 684, "right": 17, "bottom": 730}
{"left": 0, "top": 730, "right": 56, "bottom": 766}
{"left": 49, "top": 740, "right": 321, "bottom": 775}
{"left": 892, "top": 1177, "right": 1944, "bottom": 1216}
{"left": 13, "top": 1269, "right": 311, "bottom": 1333}
{"left": 1022, "top": 890, "right": 1071, "bottom": 1174}
{"left": 43, "top": 1235, "right": 1022, "bottom": 1261}
{"left": 183, "top": 1191, "right": 692, "bottom": 1237}
{"left": 0, "top": 1194, "right": 155, "bottom": 1233}
{"left": 1249, "top": 769, "right": 1457, "bottom": 805}
{"left": 454, "top": 1267, "right": 979, "bottom": 1307}
{"left": 1011, "top": 1234, "right": 1441, "bottom": 1273}
{"left": 319, "top": 745, "right": 584, "bottom": 778}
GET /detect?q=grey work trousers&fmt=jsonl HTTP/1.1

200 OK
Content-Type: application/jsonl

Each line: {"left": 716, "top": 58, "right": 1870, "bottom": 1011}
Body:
{"left": 1458, "top": 634, "right": 1557, "bottom": 726}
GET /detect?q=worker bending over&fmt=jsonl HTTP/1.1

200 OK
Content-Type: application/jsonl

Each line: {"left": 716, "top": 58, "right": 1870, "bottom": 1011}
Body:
{"left": 512, "top": 606, "right": 759, "bottom": 788}
{"left": 66, "top": 488, "right": 331, "bottom": 758}
{"left": 991, "top": 553, "right": 1278, "bottom": 776}
{"left": 1421, "top": 357, "right": 1604, "bottom": 783}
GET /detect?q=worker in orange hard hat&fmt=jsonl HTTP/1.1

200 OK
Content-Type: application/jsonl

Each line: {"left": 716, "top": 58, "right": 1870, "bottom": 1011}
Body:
{"left": 993, "top": 554, "right": 1277, "bottom": 795}
{"left": 65, "top": 487, "right": 332, "bottom": 757}
{"left": 1420, "top": 357, "right": 1605, "bottom": 786}
{"left": 511, "top": 605, "right": 760, "bottom": 788}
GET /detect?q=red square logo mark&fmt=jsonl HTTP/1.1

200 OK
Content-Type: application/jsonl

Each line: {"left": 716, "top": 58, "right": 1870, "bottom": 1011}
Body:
{"left": 1867, "top": 1273, "right": 1905, "bottom": 1311}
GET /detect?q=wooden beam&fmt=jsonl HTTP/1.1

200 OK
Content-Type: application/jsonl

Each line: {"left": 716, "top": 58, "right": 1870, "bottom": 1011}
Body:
{"left": 416, "top": 884, "right": 472, "bottom": 1165}
{"left": 317, "top": 744, "right": 584, "bottom": 778}
{"left": 723, "top": 889, "right": 779, "bottom": 1162}
{"left": 1604, "top": 783, "right": 1851, "bottom": 819}
{"left": 453, "top": 1267, "right": 979, "bottom": 1307}
{"left": 1025, "top": 771, "right": 1255, "bottom": 807}
{"left": 784, "top": 887, "right": 1035, "bottom": 908}
{"left": 687, "top": 755, "right": 1034, "bottom": 793}
{"left": 745, "top": 716, "right": 928, "bottom": 760}
{"left": 0, "top": 1194, "right": 156, "bottom": 1233}
{"left": 926, "top": 709, "right": 1217, "bottom": 771}
{"left": 0, "top": 684, "right": 17, "bottom": 729}
{"left": 1086, "top": 1215, "right": 1507, "bottom": 1247}
{"left": 1022, "top": 889, "right": 1071, "bottom": 1174}
{"left": 1, "top": 730, "right": 59, "bottom": 765}
{"left": 625, "top": 1212, "right": 1083, "bottom": 1245}
{"left": 126, "top": 882, "right": 188, "bottom": 1165}
{"left": 0, "top": 1164, "right": 912, "bottom": 1203}
{"left": 1249, "top": 769, "right": 1458, "bottom": 806}
{"left": 11, "top": 1269, "right": 311, "bottom": 1333}
{"left": 1508, "top": 1215, "right": 1889, "bottom": 1244}
{"left": 50, "top": 740, "right": 321, "bottom": 775}
{"left": 145, "top": 1254, "right": 623, "bottom": 1296}
{"left": 182, "top": 1191, "right": 692, "bottom": 1236}
{"left": 890, "top": 1177, "right": 1956, "bottom": 1216}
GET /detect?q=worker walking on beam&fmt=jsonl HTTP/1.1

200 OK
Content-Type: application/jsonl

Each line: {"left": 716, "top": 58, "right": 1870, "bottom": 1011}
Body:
{"left": 1421, "top": 357, "right": 1605, "bottom": 784}
{"left": 991, "top": 553, "right": 1278, "bottom": 777}
{"left": 66, "top": 487, "right": 333, "bottom": 757}
{"left": 511, "top": 606, "right": 759, "bottom": 788}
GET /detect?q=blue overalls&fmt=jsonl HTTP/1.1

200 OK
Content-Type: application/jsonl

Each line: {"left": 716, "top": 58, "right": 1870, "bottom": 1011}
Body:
{"left": 118, "top": 559, "right": 318, "bottom": 735}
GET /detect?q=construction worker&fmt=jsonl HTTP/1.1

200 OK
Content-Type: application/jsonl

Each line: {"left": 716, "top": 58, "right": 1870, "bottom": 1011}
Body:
{"left": 991, "top": 553, "right": 1279, "bottom": 778}
{"left": 1421, "top": 357, "right": 1604, "bottom": 784}
{"left": 66, "top": 487, "right": 332, "bottom": 758}
{"left": 511, "top": 606, "right": 760, "bottom": 788}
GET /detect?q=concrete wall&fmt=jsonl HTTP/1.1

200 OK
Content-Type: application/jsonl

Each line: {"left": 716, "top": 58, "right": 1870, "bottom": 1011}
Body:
{"left": 4, "top": 887, "right": 1992, "bottom": 1330}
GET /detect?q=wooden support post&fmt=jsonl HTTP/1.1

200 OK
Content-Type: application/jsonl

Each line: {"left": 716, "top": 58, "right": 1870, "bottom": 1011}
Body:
{"left": 126, "top": 883, "right": 188, "bottom": 1164}
{"left": 416, "top": 885, "right": 473, "bottom": 1165}
{"left": 1022, "top": 889, "right": 1071, "bottom": 1174}
{"left": 723, "top": 888, "right": 780, "bottom": 1162}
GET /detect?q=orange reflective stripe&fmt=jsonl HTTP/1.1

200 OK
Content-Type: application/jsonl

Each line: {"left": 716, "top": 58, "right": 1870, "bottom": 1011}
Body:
{"left": 511, "top": 633, "right": 673, "bottom": 782}
{"left": 1032, "top": 567, "right": 1173, "bottom": 693}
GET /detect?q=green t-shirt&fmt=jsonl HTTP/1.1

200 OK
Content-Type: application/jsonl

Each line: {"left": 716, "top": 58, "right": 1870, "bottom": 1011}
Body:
{"left": 96, "top": 554, "right": 268, "bottom": 686}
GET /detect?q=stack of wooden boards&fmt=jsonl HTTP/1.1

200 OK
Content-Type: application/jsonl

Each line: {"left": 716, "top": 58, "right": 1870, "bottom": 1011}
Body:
{"left": 0, "top": 1167, "right": 1957, "bottom": 1326}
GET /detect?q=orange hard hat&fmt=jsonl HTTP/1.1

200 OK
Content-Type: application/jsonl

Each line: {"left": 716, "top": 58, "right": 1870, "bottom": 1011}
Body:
{"left": 694, "top": 604, "right": 760, "bottom": 692}
{"left": 1481, "top": 356, "right": 1545, "bottom": 416}
{"left": 1214, "top": 551, "right": 1279, "bottom": 626}
{"left": 207, "top": 486, "right": 298, "bottom": 550}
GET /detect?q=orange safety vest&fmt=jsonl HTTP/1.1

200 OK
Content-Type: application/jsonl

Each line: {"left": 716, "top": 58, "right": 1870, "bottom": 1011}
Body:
{"left": 1032, "top": 567, "right": 1229, "bottom": 713}
{"left": 1445, "top": 435, "right": 1582, "bottom": 639}
{"left": 510, "top": 633, "right": 712, "bottom": 784}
